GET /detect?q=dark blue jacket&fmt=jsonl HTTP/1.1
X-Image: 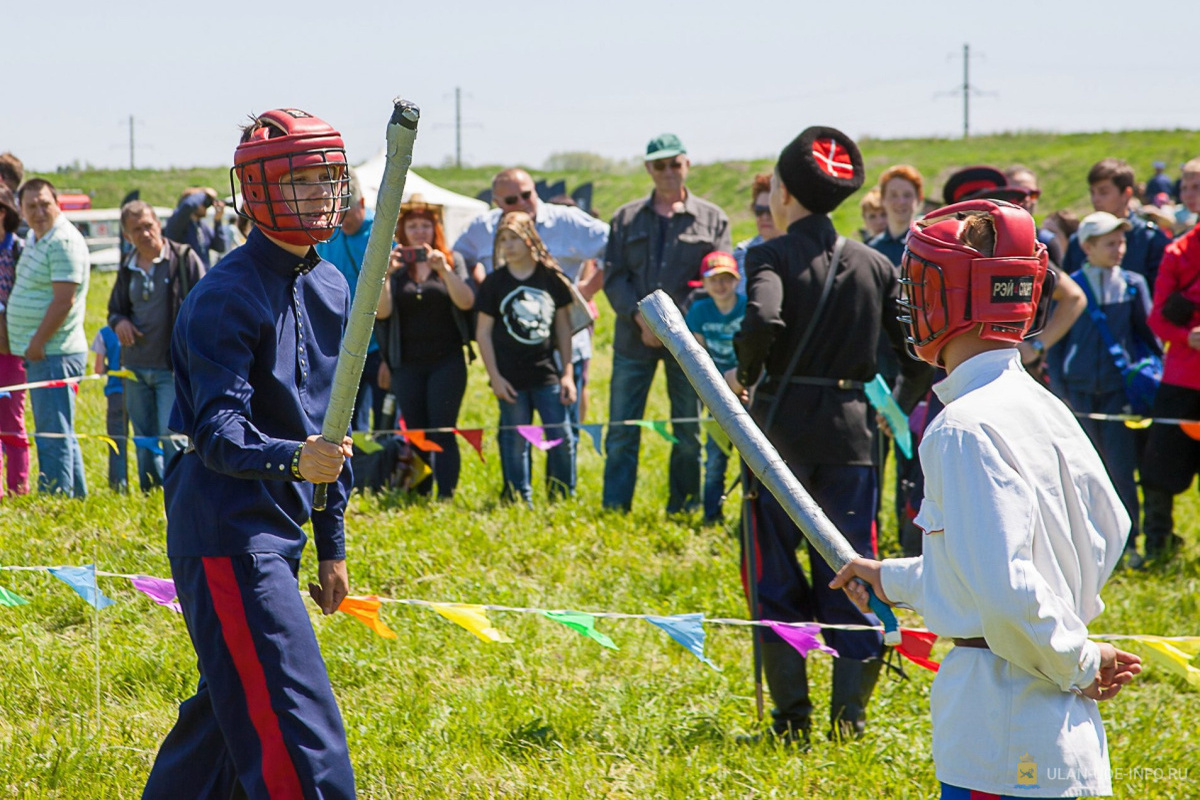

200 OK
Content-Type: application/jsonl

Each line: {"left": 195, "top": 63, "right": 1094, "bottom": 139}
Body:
{"left": 1047, "top": 268, "right": 1159, "bottom": 397}
{"left": 165, "top": 229, "right": 352, "bottom": 561}
{"left": 1063, "top": 214, "right": 1169, "bottom": 293}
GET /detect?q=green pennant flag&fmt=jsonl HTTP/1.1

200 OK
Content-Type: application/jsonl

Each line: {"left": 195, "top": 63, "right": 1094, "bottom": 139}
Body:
{"left": 633, "top": 419, "right": 679, "bottom": 444}
{"left": 543, "top": 610, "right": 619, "bottom": 650}
{"left": 0, "top": 584, "right": 29, "bottom": 607}
{"left": 351, "top": 432, "right": 384, "bottom": 454}
{"left": 702, "top": 420, "right": 733, "bottom": 456}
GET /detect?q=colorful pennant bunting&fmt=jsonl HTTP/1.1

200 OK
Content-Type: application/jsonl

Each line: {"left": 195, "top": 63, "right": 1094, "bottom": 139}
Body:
{"left": 455, "top": 428, "right": 486, "bottom": 462}
{"left": 701, "top": 420, "right": 733, "bottom": 456}
{"left": 47, "top": 565, "right": 115, "bottom": 610}
{"left": 337, "top": 596, "right": 397, "bottom": 639}
{"left": 633, "top": 419, "right": 678, "bottom": 443}
{"left": 431, "top": 603, "right": 512, "bottom": 643}
{"left": 405, "top": 429, "right": 443, "bottom": 452}
{"left": 351, "top": 432, "right": 383, "bottom": 454}
{"left": 544, "top": 610, "right": 618, "bottom": 650}
{"left": 895, "top": 628, "right": 940, "bottom": 673}
{"left": 408, "top": 455, "right": 433, "bottom": 487}
{"left": 132, "top": 437, "right": 163, "bottom": 455}
{"left": 0, "top": 584, "right": 29, "bottom": 606}
{"left": 1135, "top": 637, "right": 1200, "bottom": 688}
{"left": 517, "top": 425, "right": 563, "bottom": 451}
{"left": 579, "top": 423, "right": 605, "bottom": 456}
{"left": 646, "top": 613, "right": 719, "bottom": 670}
{"left": 769, "top": 621, "right": 838, "bottom": 658}
{"left": 97, "top": 436, "right": 119, "bottom": 455}
{"left": 130, "top": 576, "right": 181, "bottom": 613}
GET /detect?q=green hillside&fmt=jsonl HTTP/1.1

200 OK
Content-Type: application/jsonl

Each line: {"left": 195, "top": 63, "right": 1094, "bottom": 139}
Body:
{"left": 35, "top": 128, "right": 1200, "bottom": 245}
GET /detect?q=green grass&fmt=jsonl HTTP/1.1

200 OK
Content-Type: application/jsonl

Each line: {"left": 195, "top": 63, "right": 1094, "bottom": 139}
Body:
{"left": 0, "top": 264, "right": 1197, "bottom": 798}
{"left": 37, "top": 127, "right": 1200, "bottom": 247}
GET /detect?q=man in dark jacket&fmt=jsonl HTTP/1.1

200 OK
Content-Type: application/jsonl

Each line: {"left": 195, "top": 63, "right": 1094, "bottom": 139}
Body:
{"left": 164, "top": 187, "right": 228, "bottom": 269}
{"left": 602, "top": 133, "right": 731, "bottom": 514}
{"left": 108, "top": 200, "right": 206, "bottom": 490}
{"left": 731, "top": 126, "right": 932, "bottom": 744}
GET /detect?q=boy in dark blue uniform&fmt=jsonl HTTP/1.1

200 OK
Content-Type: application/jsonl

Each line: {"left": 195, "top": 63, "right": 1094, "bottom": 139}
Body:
{"left": 144, "top": 108, "right": 357, "bottom": 800}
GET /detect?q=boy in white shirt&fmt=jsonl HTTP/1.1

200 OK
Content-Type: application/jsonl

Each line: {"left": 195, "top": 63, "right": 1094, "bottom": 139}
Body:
{"left": 832, "top": 199, "right": 1141, "bottom": 799}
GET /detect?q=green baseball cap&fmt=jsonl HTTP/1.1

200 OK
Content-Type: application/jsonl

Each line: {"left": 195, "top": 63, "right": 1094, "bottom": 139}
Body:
{"left": 645, "top": 133, "right": 687, "bottom": 161}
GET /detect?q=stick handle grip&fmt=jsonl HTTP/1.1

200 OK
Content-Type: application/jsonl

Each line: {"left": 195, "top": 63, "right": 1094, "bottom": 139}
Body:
{"left": 864, "top": 583, "right": 902, "bottom": 645}
{"left": 313, "top": 483, "right": 328, "bottom": 511}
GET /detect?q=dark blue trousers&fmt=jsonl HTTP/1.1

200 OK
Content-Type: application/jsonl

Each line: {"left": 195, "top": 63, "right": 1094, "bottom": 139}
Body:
{"left": 144, "top": 554, "right": 355, "bottom": 800}
{"left": 744, "top": 463, "right": 884, "bottom": 660}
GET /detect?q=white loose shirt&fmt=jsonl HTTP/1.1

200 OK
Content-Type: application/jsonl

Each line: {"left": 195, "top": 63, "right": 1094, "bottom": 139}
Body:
{"left": 881, "top": 349, "right": 1129, "bottom": 798}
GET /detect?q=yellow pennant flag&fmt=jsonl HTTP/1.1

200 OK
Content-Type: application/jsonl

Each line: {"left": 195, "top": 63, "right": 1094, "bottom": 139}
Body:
{"left": 1123, "top": 417, "right": 1154, "bottom": 430}
{"left": 409, "top": 455, "right": 432, "bottom": 487}
{"left": 108, "top": 368, "right": 138, "bottom": 381}
{"left": 337, "top": 595, "right": 397, "bottom": 639}
{"left": 430, "top": 603, "right": 512, "bottom": 644}
{"left": 96, "top": 436, "right": 119, "bottom": 455}
{"left": 1133, "top": 637, "right": 1200, "bottom": 689}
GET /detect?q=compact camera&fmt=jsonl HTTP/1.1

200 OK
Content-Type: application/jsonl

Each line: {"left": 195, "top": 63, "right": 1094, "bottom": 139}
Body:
{"left": 398, "top": 246, "right": 427, "bottom": 265}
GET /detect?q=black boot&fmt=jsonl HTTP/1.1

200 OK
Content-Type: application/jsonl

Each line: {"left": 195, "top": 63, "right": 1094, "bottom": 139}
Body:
{"left": 739, "top": 642, "right": 812, "bottom": 745}
{"left": 829, "top": 657, "right": 883, "bottom": 741}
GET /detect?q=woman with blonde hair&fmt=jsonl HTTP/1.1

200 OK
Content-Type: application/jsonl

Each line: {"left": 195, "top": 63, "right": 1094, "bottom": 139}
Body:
{"left": 475, "top": 211, "right": 576, "bottom": 504}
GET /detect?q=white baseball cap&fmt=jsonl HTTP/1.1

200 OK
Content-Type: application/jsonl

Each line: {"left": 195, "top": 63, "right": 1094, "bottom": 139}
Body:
{"left": 1077, "top": 211, "right": 1131, "bottom": 244}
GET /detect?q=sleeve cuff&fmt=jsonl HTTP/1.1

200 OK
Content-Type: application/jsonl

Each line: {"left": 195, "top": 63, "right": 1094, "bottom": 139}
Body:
{"left": 1070, "top": 640, "right": 1102, "bottom": 693}
{"left": 313, "top": 521, "right": 346, "bottom": 561}
{"left": 880, "top": 556, "right": 924, "bottom": 611}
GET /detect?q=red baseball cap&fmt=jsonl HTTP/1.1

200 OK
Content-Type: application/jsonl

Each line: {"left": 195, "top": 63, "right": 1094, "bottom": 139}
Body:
{"left": 701, "top": 251, "right": 739, "bottom": 278}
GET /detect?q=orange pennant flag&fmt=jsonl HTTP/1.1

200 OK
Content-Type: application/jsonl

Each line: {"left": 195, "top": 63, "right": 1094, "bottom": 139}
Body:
{"left": 405, "top": 429, "right": 444, "bottom": 452}
{"left": 455, "top": 428, "right": 486, "bottom": 462}
{"left": 1181, "top": 421, "right": 1200, "bottom": 442}
{"left": 337, "top": 595, "right": 397, "bottom": 639}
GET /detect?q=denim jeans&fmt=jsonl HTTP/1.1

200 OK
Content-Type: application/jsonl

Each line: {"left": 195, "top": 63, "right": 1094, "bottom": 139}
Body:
{"left": 564, "top": 356, "right": 589, "bottom": 436}
{"left": 105, "top": 392, "right": 129, "bottom": 492}
{"left": 496, "top": 383, "right": 575, "bottom": 505}
{"left": 25, "top": 352, "right": 87, "bottom": 497}
{"left": 602, "top": 351, "right": 701, "bottom": 513}
{"left": 703, "top": 428, "right": 731, "bottom": 521}
{"left": 124, "top": 366, "right": 179, "bottom": 491}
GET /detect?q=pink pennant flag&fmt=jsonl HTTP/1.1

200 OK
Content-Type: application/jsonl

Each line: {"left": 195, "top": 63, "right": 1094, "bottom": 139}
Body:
{"left": 769, "top": 621, "right": 838, "bottom": 658}
{"left": 130, "top": 575, "right": 182, "bottom": 613}
{"left": 455, "top": 428, "right": 486, "bottom": 462}
{"left": 517, "top": 425, "right": 562, "bottom": 451}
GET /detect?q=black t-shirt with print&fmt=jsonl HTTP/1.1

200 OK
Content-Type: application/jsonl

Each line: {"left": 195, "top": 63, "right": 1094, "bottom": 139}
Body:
{"left": 476, "top": 265, "right": 573, "bottom": 391}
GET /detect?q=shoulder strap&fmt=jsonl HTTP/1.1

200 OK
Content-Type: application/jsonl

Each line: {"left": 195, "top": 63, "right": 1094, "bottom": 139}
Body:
{"left": 1074, "top": 269, "right": 1131, "bottom": 373}
{"left": 762, "top": 235, "right": 846, "bottom": 432}
{"left": 176, "top": 243, "right": 193, "bottom": 299}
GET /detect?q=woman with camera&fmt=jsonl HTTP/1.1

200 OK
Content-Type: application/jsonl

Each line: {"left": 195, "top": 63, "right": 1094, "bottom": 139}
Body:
{"left": 376, "top": 196, "right": 475, "bottom": 498}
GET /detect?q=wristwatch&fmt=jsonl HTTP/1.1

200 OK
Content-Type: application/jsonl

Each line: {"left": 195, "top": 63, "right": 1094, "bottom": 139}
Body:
{"left": 1029, "top": 339, "right": 1045, "bottom": 355}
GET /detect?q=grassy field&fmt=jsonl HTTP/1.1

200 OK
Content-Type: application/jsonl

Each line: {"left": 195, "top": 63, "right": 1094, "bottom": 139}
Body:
{"left": 36, "top": 128, "right": 1200, "bottom": 248}
{"left": 0, "top": 252, "right": 1197, "bottom": 798}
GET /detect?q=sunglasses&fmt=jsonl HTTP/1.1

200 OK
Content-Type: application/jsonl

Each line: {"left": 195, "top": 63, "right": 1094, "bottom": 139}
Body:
{"left": 500, "top": 190, "right": 533, "bottom": 206}
{"left": 753, "top": 205, "right": 772, "bottom": 217}
{"left": 1026, "top": 189, "right": 1041, "bottom": 200}
{"left": 651, "top": 159, "right": 685, "bottom": 172}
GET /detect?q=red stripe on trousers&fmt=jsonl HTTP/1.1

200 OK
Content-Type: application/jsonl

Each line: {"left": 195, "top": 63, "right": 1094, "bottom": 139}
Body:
{"left": 202, "top": 557, "right": 304, "bottom": 799}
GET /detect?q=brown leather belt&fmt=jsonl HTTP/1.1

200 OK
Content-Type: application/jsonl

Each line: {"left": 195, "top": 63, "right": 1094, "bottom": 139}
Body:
{"left": 953, "top": 637, "right": 989, "bottom": 649}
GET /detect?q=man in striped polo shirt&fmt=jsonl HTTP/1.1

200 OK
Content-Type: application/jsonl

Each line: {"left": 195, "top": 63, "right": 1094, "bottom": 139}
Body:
{"left": 5, "top": 178, "right": 90, "bottom": 496}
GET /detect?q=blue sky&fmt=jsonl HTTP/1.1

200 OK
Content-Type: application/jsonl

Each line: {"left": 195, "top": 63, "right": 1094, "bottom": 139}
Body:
{"left": 9, "top": 0, "right": 1199, "bottom": 171}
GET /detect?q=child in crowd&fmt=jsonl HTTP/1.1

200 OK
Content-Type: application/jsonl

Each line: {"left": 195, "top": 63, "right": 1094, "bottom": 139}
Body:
{"left": 0, "top": 185, "right": 29, "bottom": 498}
{"left": 90, "top": 325, "right": 128, "bottom": 492}
{"left": 686, "top": 251, "right": 746, "bottom": 522}
{"left": 1047, "top": 211, "right": 1161, "bottom": 567}
{"left": 833, "top": 200, "right": 1140, "bottom": 799}
{"left": 476, "top": 211, "right": 576, "bottom": 505}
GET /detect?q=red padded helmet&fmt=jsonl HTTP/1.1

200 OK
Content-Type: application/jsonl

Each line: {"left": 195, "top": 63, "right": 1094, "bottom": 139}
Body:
{"left": 231, "top": 109, "right": 349, "bottom": 247}
{"left": 899, "top": 199, "right": 1049, "bottom": 366}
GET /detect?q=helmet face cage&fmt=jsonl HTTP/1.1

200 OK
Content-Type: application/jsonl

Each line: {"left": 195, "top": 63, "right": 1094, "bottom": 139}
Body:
{"left": 231, "top": 147, "right": 350, "bottom": 246}
{"left": 898, "top": 249, "right": 950, "bottom": 357}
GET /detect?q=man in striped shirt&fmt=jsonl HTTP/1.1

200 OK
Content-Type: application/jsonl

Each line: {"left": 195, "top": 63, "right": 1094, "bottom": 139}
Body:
{"left": 5, "top": 178, "right": 90, "bottom": 496}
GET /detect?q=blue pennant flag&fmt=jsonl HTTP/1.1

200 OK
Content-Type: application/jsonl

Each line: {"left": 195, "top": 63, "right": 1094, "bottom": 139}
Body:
{"left": 646, "top": 613, "right": 720, "bottom": 670}
{"left": 132, "top": 436, "right": 164, "bottom": 455}
{"left": 48, "top": 565, "right": 115, "bottom": 610}
{"left": 579, "top": 423, "right": 605, "bottom": 456}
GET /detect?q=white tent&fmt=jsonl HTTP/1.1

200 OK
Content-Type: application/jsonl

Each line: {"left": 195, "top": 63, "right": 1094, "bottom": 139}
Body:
{"left": 353, "top": 148, "right": 488, "bottom": 244}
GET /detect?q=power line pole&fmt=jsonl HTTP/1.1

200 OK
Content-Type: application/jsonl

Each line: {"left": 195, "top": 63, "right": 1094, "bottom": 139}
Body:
{"left": 128, "top": 115, "right": 136, "bottom": 169}
{"left": 935, "top": 44, "right": 993, "bottom": 140}
{"left": 962, "top": 44, "right": 970, "bottom": 139}
{"left": 455, "top": 87, "right": 462, "bottom": 168}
